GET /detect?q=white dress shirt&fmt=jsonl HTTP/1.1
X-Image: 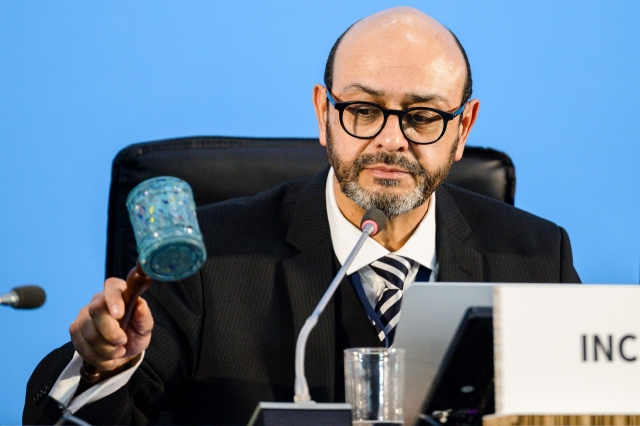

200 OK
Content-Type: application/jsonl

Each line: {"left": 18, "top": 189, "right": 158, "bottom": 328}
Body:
{"left": 49, "top": 167, "right": 438, "bottom": 413}
{"left": 49, "top": 351, "right": 143, "bottom": 414}
{"left": 325, "top": 167, "right": 438, "bottom": 308}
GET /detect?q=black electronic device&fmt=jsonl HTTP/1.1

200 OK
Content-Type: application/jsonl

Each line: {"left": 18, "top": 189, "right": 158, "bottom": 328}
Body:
{"left": 416, "top": 307, "right": 494, "bottom": 426}
{"left": 248, "top": 402, "right": 352, "bottom": 426}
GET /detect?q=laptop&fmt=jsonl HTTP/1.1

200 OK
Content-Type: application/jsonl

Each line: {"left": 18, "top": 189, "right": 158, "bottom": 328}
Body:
{"left": 393, "top": 283, "right": 495, "bottom": 426}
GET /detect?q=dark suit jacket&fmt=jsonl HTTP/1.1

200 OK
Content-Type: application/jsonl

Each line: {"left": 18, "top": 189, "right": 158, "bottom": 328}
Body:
{"left": 24, "top": 169, "right": 580, "bottom": 425}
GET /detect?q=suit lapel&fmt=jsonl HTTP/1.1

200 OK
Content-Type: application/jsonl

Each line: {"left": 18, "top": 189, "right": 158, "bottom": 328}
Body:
{"left": 282, "top": 168, "right": 336, "bottom": 402}
{"left": 435, "top": 184, "right": 484, "bottom": 282}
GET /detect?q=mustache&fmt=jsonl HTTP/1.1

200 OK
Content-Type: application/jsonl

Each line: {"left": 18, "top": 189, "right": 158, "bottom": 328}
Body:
{"left": 351, "top": 152, "right": 426, "bottom": 177}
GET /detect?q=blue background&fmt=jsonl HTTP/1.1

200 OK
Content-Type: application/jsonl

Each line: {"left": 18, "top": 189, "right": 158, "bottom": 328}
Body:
{"left": 1, "top": 1, "right": 639, "bottom": 423}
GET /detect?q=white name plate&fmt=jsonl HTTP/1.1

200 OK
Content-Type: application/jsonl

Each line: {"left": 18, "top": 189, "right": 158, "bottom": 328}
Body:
{"left": 494, "top": 285, "right": 640, "bottom": 414}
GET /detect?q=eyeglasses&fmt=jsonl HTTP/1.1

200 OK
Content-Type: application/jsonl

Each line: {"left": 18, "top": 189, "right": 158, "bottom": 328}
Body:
{"left": 326, "top": 90, "right": 465, "bottom": 145}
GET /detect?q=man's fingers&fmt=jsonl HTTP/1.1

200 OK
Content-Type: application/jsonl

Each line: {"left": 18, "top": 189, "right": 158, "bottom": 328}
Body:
{"left": 79, "top": 315, "right": 127, "bottom": 358}
{"left": 130, "top": 297, "right": 154, "bottom": 337}
{"left": 71, "top": 314, "right": 126, "bottom": 371}
{"left": 104, "top": 277, "right": 127, "bottom": 319}
{"left": 120, "top": 298, "right": 153, "bottom": 358}
{"left": 87, "top": 292, "right": 127, "bottom": 345}
{"left": 69, "top": 278, "right": 152, "bottom": 373}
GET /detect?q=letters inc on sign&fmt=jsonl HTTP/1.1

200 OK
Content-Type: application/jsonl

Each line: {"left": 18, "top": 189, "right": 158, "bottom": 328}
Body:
{"left": 581, "top": 334, "right": 637, "bottom": 362}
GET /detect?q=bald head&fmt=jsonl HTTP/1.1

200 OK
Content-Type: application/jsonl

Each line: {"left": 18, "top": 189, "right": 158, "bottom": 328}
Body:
{"left": 324, "top": 7, "right": 472, "bottom": 105}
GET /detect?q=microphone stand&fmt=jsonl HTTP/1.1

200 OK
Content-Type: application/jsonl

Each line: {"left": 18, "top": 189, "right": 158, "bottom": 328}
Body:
{"left": 294, "top": 221, "right": 376, "bottom": 401}
{"left": 248, "top": 209, "right": 386, "bottom": 426}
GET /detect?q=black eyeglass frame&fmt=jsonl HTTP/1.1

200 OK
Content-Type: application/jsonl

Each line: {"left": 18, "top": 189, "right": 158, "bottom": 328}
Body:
{"left": 326, "top": 89, "right": 466, "bottom": 145}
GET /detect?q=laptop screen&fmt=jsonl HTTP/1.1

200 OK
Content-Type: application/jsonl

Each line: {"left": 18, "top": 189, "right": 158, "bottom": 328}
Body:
{"left": 393, "top": 283, "right": 494, "bottom": 425}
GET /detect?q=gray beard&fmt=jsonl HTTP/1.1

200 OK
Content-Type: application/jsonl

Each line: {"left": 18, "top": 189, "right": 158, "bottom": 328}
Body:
{"left": 326, "top": 121, "right": 457, "bottom": 220}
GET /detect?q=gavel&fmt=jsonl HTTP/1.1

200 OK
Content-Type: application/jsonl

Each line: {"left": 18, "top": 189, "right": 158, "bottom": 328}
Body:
{"left": 80, "top": 176, "right": 207, "bottom": 384}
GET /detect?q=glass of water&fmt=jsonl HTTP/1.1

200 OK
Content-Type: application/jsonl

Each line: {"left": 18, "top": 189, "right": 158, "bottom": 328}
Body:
{"left": 344, "top": 347, "right": 405, "bottom": 425}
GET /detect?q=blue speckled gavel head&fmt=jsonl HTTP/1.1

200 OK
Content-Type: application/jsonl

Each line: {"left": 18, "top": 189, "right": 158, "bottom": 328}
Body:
{"left": 126, "top": 176, "right": 207, "bottom": 281}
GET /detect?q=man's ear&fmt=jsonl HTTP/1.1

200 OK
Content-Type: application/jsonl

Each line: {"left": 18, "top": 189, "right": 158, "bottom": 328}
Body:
{"left": 454, "top": 99, "right": 480, "bottom": 161}
{"left": 312, "top": 84, "right": 329, "bottom": 147}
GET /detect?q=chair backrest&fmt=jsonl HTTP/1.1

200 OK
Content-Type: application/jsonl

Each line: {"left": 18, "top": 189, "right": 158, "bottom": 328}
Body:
{"left": 106, "top": 136, "right": 515, "bottom": 279}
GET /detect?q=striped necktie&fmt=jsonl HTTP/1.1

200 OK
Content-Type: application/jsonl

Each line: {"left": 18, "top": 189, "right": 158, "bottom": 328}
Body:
{"left": 370, "top": 255, "right": 414, "bottom": 346}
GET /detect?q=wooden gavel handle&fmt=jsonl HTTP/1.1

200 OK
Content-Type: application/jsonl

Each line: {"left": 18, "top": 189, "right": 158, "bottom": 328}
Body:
{"left": 80, "top": 260, "right": 153, "bottom": 384}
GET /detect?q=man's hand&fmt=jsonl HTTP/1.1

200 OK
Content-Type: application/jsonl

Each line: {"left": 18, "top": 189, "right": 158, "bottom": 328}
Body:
{"left": 69, "top": 277, "right": 154, "bottom": 373}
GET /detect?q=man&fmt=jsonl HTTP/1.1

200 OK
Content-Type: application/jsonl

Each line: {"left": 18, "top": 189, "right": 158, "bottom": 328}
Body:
{"left": 24, "top": 7, "right": 580, "bottom": 425}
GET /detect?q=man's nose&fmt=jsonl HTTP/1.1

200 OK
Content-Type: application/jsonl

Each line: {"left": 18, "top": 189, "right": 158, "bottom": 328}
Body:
{"left": 374, "top": 113, "right": 408, "bottom": 152}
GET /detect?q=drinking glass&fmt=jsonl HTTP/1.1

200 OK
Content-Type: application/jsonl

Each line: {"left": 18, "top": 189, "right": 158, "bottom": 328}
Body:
{"left": 344, "top": 347, "right": 405, "bottom": 425}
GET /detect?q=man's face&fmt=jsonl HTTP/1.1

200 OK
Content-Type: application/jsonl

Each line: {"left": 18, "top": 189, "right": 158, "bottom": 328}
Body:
{"left": 326, "top": 118, "right": 458, "bottom": 219}
{"left": 314, "top": 9, "right": 478, "bottom": 220}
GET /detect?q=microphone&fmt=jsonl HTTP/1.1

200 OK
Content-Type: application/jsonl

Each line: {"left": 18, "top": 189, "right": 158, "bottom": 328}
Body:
{"left": 294, "top": 208, "right": 387, "bottom": 402}
{"left": 360, "top": 208, "right": 388, "bottom": 236}
{"left": 0, "top": 285, "right": 46, "bottom": 309}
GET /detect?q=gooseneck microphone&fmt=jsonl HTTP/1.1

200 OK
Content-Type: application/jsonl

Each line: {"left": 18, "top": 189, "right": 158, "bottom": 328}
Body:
{"left": 0, "top": 285, "right": 46, "bottom": 309}
{"left": 293, "top": 208, "right": 387, "bottom": 402}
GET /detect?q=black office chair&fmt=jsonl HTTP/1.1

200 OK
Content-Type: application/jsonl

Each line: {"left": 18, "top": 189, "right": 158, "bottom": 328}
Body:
{"left": 105, "top": 136, "right": 515, "bottom": 279}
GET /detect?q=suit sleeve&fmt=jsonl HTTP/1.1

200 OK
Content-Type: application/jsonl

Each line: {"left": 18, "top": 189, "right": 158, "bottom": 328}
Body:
{"left": 23, "top": 270, "right": 204, "bottom": 425}
{"left": 559, "top": 226, "right": 581, "bottom": 283}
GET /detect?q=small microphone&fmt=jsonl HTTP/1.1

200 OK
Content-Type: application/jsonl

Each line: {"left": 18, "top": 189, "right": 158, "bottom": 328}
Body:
{"left": 360, "top": 208, "right": 387, "bottom": 236}
{"left": 0, "top": 285, "right": 46, "bottom": 309}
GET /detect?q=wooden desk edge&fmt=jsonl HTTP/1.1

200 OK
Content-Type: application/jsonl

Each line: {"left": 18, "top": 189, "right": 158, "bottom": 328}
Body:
{"left": 483, "top": 414, "right": 640, "bottom": 426}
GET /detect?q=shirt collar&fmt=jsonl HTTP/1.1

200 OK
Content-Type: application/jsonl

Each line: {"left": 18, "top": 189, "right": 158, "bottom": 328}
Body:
{"left": 325, "top": 167, "right": 437, "bottom": 275}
